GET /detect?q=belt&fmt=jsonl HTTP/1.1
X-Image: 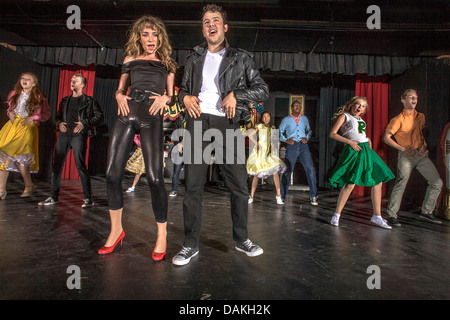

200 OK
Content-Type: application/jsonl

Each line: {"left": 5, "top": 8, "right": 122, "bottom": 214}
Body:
{"left": 129, "top": 89, "right": 160, "bottom": 102}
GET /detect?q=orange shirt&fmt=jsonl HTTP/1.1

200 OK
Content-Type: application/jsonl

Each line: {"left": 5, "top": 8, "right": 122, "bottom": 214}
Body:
{"left": 385, "top": 109, "right": 425, "bottom": 149}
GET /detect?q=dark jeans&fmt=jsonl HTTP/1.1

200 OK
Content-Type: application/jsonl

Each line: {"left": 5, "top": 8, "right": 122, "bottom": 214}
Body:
{"left": 171, "top": 162, "right": 184, "bottom": 192}
{"left": 281, "top": 141, "right": 317, "bottom": 199}
{"left": 182, "top": 113, "right": 249, "bottom": 249}
{"left": 51, "top": 133, "right": 91, "bottom": 201}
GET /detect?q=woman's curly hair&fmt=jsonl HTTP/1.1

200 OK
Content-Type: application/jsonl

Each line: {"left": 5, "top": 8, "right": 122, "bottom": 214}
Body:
{"left": 124, "top": 15, "right": 177, "bottom": 74}
{"left": 8, "top": 72, "right": 44, "bottom": 115}
{"left": 331, "top": 96, "right": 369, "bottom": 122}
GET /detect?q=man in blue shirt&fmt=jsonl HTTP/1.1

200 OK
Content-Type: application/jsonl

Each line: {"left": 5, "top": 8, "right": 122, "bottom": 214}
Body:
{"left": 279, "top": 100, "right": 318, "bottom": 205}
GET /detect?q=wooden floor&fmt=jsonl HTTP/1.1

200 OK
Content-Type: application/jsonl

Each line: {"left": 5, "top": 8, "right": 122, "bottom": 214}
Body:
{"left": 0, "top": 176, "right": 449, "bottom": 304}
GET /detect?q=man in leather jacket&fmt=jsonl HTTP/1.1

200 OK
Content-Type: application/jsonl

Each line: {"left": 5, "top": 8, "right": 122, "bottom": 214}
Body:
{"left": 38, "top": 73, "right": 103, "bottom": 208}
{"left": 172, "top": 4, "right": 269, "bottom": 266}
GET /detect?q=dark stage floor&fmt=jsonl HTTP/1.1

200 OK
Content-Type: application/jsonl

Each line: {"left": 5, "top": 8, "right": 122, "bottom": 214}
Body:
{"left": 0, "top": 176, "right": 449, "bottom": 301}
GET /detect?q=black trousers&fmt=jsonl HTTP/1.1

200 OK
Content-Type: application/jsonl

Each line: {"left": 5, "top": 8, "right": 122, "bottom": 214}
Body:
{"left": 182, "top": 113, "right": 249, "bottom": 248}
{"left": 51, "top": 133, "right": 91, "bottom": 201}
{"left": 105, "top": 99, "right": 167, "bottom": 223}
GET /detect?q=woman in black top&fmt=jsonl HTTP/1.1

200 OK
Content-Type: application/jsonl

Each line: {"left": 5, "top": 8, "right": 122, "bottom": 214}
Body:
{"left": 98, "top": 16, "right": 177, "bottom": 260}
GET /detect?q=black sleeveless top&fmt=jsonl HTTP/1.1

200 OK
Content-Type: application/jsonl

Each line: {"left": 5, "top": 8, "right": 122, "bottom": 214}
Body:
{"left": 121, "top": 59, "right": 168, "bottom": 95}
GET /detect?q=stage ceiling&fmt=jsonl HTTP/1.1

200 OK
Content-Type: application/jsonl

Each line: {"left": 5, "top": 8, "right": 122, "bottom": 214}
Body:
{"left": 1, "top": 0, "right": 449, "bottom": 57}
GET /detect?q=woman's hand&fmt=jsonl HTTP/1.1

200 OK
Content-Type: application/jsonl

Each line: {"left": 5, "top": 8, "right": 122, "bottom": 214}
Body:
{"left": 22, "top": 116, "right": 34, "bottom": 127}
{"left": 8, "top": 111, "right": 15, "bottom": 124}
{"left": 348, "top": 140, "right": 361, "bottom": 152}
{"left": 116, "top": 92, "right": 131, "bottom": 116}
{"left": 149, "top": 95, "right": 170, "bottom": 115}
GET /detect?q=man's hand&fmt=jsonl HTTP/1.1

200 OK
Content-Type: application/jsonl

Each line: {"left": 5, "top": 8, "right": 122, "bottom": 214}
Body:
{"left": 73, "top": 122, "right": 84, "bottom": 133}
{"left": 402, "top": 146, "right": 416, "bottom": 156}
{"left": 59, "top": 122, "right": 68, "bottom": 132}
{"left": 300, "top": 137, "right": 308, "bottom": 144}
{"left": 417, "top": 142, "right": 427, "bottom": 156}
{"left": 285, "top": 138, "right": 295, "bottom": 145}
{"left": 184, "top": 95, "right": 202, "bottom": 118}
{"left": 222, "top": 92, "right": 237, "bottom": 119}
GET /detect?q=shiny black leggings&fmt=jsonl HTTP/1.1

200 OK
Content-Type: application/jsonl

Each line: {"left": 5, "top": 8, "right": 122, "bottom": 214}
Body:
{"left": 106, "top": 99, "right": 167, "bottom": 223}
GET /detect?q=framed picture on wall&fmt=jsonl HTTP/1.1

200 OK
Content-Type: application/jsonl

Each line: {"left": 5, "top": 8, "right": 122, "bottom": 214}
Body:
{"left": 289, "top": 94, "right": 305, "bottom": 116}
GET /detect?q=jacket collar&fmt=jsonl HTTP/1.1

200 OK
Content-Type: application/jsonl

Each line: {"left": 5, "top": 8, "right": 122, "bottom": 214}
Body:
{"left": 64, "top": 93, "right": 88, "bottom": 108}
{"left": 193, "top": 38, "right": 231, "bottom": 56}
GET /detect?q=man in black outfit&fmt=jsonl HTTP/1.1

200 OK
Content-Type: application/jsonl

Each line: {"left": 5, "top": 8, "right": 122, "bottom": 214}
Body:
{"left": 38, "top": 73, "right": 103, "bottom": 208}
{"left": 172, "top": 4, "right": 269, "bottom": 266}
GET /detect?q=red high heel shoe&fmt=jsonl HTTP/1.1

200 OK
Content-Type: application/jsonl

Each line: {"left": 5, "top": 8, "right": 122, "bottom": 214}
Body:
{"left": 98, "top": 230, "right": 125, "bottom": 255}
{"left": 152, "top": 241, "right": 167, "bottom": 261}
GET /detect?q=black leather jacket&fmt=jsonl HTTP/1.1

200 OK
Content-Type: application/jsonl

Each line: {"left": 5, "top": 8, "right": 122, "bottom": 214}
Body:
{"left": 56, "top": 94, "right": 104, "bottom": 137}
{"left": 178, "top": 41, "right": 269, "bottom": 123}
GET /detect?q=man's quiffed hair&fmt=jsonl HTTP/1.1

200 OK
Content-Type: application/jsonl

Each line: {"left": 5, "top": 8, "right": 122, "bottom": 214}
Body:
{"left": 401, "top": 89, "right": 417, "bottom": 100}
{"left": 202, "top": 3, "right": 228, "bottom": 24}
{"left": 73, "top": 73, "right": 86, "bottom": 86}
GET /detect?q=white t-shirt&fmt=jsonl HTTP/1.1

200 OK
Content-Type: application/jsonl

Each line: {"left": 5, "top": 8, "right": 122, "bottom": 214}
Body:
{"left": 340, "top": 112, "right": 369, "bottom": 143}
{"left": 198, "top": 48, "right": 226, "bottom": 117}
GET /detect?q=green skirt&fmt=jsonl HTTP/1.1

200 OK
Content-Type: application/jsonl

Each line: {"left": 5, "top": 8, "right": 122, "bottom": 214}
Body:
{"left": 329, "top": 142, "right": 394, "bottom": 187}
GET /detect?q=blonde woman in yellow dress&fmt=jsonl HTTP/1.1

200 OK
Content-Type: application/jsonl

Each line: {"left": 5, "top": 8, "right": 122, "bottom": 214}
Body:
{"left": 125, "top": 134, "right": 145, "bottom": 192}
{"left": 0, "top": 72, "right": 50, "bottom": 198}
{"left": 247, "top": 111, "right": 286, "bottom": 205}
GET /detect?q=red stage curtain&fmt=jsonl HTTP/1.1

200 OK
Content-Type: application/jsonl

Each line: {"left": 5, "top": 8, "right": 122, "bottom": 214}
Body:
{"left": 354, "top": 74, "right": 390, "bottom": 196}
{"left": 56, "top": 64, "right": 96, "bottom": 179}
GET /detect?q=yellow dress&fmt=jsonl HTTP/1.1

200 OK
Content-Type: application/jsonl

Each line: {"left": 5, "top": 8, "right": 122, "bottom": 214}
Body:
{"left": 125, "top": 147, "right": 146, "bottom": 175}
{"left": 124, "top": 135, "right": 166, "bottom": 175}
{"left": 246, "top": 123, "right": 286, "bottom": 179}
{"left": 0, "top": 115, "right": 39, "bottom": 173}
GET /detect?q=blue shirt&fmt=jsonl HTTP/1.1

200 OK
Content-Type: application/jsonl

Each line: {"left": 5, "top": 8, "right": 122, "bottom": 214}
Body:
{"left": 279, "top": 115, "right": 312, "bottom": 142}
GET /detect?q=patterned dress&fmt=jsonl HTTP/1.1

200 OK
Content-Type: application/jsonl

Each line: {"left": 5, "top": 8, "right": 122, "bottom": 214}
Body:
{"left": 246, "top": 123, "right": 287, "bottom": 179}
{"left": 125, "top": 134, "right": 146, "bottom": 175}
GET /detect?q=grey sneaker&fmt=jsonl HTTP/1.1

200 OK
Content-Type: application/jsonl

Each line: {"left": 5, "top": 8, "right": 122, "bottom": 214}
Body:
{"left": 38, "top": 197, "right": 58, "bottom": 206}
{"left": 169, "top": 191, "right": 177, "bottom": 197}
{"left": 235, "top": 239, "right": 263, "bottom": 257}
{"left": 82, "top": 198, "right": 94, "bottom": 208}
{"left": 419, "top": 213, "right": 442, "bottom": 224}
{"left": 172, "top": 246, "right": 199, "bottom": 266}
{"left": 310, "top": 196, "right": 318, "bottom": 206}
{"left": 387, "top": 217, "right": 401, "bottom": 227}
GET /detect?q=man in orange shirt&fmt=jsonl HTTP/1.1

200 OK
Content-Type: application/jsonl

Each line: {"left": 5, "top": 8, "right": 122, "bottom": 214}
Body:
{"left": 383, "top": 89, "right": 443, "bottom": 226}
